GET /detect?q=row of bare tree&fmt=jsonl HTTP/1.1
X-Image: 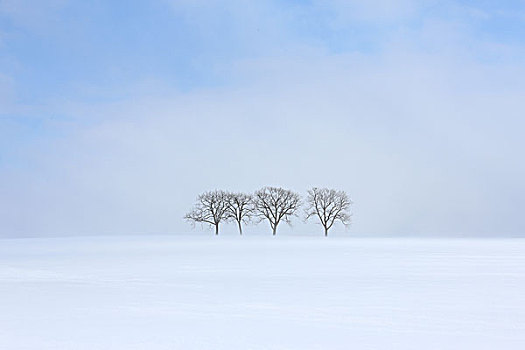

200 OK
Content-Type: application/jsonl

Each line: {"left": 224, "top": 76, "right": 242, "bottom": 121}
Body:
{"left": 185, "top": 187, "right": 352, "bottom": 236}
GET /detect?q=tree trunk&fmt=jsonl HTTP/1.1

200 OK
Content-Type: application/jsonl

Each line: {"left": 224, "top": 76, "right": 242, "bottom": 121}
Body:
{"left": 238, "top": 221, "right": 243, "bottom": 235}
{"left": 272, "top": 225, "right": 277, "bottom": 235}
{"left": 324, "top": 227, "right": 328, "bottom": 237}
{"left": 215, "top": 224, "right": 219, "bottom": 235}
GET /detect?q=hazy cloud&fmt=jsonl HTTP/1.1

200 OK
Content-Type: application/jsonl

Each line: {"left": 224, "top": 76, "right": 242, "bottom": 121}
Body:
{"left": 0, "top": 1, "right": 524, "bottom": 237}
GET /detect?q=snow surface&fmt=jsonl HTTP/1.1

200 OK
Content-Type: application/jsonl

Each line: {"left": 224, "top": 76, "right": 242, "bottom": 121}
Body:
{"left": 1, "top": 235, "right": 525, "bottom": 349}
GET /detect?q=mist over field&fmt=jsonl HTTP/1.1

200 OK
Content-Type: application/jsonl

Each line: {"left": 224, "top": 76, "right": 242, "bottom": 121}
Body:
{"left": 1, "top": 1, "right": 524, "bottom": 238}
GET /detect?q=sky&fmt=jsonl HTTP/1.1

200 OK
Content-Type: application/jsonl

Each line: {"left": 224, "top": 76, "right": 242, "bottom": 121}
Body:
{"left": 1, "top": 0, "right": 524, "bottom": 237}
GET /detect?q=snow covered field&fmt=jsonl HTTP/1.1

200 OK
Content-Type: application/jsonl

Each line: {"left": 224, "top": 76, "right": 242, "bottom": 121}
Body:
{"left": 1, "top": 236, "right": 524, "bottom": 349}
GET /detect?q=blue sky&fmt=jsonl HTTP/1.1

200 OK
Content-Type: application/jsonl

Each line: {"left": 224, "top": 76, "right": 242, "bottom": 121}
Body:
{"left": 1, "top": 1, "right": 525, "bottom": 237}
{"left": 2, "top": 0, "right": 524, "bottom": 102}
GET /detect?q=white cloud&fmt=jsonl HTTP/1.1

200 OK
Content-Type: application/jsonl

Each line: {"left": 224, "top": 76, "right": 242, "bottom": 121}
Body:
{"left": 1, "top": 0, "right": 524, "bottom": 237}
{"left": 1, "top": 45, "right": 524, "bottom": 236}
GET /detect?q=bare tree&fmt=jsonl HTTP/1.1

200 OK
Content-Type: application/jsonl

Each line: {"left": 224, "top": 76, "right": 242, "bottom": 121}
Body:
{"left": 185, "top": 190, "right": 229, "bottom": 235}
{"left": 253, "top": 187, "right": 301, "bottom": 235}
{"left": 305, "top": 187, "right": 352, "bottom": 236}
{"left": 225, "top": 192, "right": 253, "bottom": 235}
